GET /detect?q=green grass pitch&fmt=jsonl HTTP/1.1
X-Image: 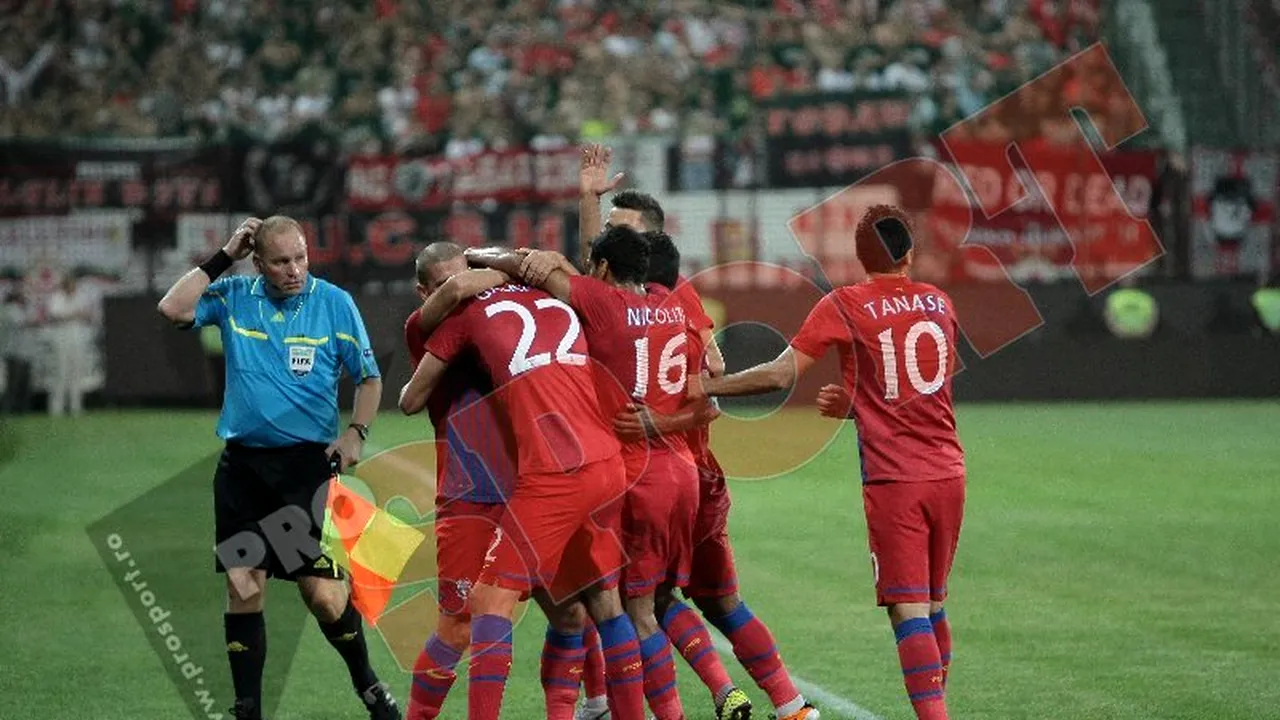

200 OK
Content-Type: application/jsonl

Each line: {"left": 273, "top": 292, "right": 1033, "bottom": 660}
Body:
{"left": 1, "top": 402, "right": 1277, "bottom": 719}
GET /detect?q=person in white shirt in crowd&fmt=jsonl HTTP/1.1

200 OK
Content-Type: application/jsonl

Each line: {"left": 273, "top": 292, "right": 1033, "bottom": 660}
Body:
{"left": 45, "top": 274, "right": 96, "bottom": 417}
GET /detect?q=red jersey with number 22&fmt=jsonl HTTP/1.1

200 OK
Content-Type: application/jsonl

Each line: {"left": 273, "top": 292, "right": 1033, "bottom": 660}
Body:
{"left": 425, "top": 283, "right": 620, "bottom": 475}
{"left": 568, "top": 276, "right": 695, "bottom": 457}
{"left": 790, "top": 276, "right": 965, "bottom": 483}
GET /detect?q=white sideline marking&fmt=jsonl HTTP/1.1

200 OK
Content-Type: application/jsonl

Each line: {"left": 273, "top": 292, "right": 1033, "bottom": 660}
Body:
{"left": 710, "top": 633, "right": 885, "bottom": 720}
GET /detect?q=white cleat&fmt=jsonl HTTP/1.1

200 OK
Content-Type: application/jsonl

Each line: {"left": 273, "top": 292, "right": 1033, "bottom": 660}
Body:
{"left": 573, "top": 699, "right": 610, "bottom": 720}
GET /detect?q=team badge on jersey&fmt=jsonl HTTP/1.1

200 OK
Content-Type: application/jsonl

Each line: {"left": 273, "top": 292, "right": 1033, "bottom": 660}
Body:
{"left": 289, "top": 345, "right": 316, "bottom": 377}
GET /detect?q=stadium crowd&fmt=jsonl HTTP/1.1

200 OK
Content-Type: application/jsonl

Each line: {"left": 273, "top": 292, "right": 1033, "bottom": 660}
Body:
{"left": 0, "top": 0, "right": 1114, "bottom": 151}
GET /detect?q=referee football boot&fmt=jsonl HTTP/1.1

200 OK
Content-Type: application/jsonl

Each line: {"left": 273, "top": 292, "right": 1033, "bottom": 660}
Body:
{"left": 229, "top": 699, "right": 263, "bottom": 720}
{"left": 361, "top": 681, "right": 402, "bottom": 720}
{"left": 771, "top": 703, "right": 820, "bottom": 720}
{"left": 717, "top": 686, "right": 753, "bottom": 719}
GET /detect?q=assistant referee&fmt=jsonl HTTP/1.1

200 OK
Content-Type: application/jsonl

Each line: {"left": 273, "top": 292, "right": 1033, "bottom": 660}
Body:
{"left": 158, "top": 216, "right": 400, "bottom": 720}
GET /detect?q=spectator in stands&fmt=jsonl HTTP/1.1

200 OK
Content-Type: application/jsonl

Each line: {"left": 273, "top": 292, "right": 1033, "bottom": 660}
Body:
{"left": 45, "top": 273, "right": 97, "bottom": 417}
{"left": 2, "top": 0, "right": 1089, "bottom": 147}
{"left": 0, "top": 289, "right": 33, "bottom": 415}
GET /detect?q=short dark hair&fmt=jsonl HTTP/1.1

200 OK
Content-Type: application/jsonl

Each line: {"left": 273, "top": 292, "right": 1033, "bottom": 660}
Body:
{"left": 415, "top": 241, "right": 464, "bottom": 286}
{"left": 611, "top": 190, "right": 665, "bottom": 232}
{"left": 590, "top": 226, "right": 650, "bottom": 285}
{"left": 643, "top": 231, "right": 680, "bottom": 289}
{"left": 855, "top": 205, "right": 914, "bottom": 273}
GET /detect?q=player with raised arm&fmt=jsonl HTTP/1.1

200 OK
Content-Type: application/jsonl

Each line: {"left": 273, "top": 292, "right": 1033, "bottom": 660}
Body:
{"left": 616, "top": 232, "right": 819, "bottom": 720}
{"left": 398, "top": 272, "right": 648, "bottom": 720}
{"left": 469, "top": 226, "right": 712, "bottom": 720}
{"left": 581, "top": 143, "right": 816, "bottom": 720}
{"left": 696, "top": 206, "right": 964, "bottom": 720}
{"left": 401, "top": 243, "right": 513, "bottom": 720}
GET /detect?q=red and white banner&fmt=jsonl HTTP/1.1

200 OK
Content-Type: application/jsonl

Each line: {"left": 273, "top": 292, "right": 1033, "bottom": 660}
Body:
{"left": 1188, "top": 147, "right": 1277, "bottom": 279}
{"left": 345, "top": 148, "right": 580, "bottom": 211}
{"left": 927, "top": 140, "right": 1162, "bottom": 284}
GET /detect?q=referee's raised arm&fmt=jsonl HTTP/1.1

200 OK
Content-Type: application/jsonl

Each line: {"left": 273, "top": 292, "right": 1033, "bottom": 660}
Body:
{"left": 154, "top": 214, "right": 402, "bottom": 720}
{"left": 157, "top": 217, "right": 262, "bottom": 326}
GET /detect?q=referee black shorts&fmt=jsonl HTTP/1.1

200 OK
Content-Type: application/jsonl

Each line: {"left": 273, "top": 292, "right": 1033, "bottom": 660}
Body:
{"left": 213, "top": 441, "right": 345, "bottom": 581}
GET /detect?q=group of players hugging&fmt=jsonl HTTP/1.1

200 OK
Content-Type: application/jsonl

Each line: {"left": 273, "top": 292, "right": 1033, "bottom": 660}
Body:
{"left": 396, "top": 144, "right": 966, "bottom": 720}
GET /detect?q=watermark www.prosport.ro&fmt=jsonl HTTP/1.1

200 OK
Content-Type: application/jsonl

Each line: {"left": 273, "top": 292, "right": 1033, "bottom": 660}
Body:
{"left": 104, "top": 532, "right": 223, "bottom": 720}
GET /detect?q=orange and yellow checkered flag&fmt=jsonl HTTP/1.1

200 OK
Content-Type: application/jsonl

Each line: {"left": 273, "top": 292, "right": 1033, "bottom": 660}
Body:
{"left": 322, "top": 477, "right": 426, "bottom": 626}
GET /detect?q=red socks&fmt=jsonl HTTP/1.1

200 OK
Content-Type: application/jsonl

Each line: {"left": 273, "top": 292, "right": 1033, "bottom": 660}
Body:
{"left": 709, "top": 602, "right": 801, "bottom": 709}
{"left": 597, "top": 614, "right": 647, "bottom": 720}
{"left": 467, "top": 614, "right": 514, "bottom": 720}
{"left": 639, "top": 632, "right": 684, "bottom": 720}
{"left": 408, "top": 633, "right": 462, "bottom": 719}
{"left": 661, "top": 601, "right": 733, "bottom": 700}
{"left": 582, "top": 621, "right": 608, "bottom": 702}
{"left": 930, "top": 609, "right": 952, "bottom": 687}
{"left": 894, "top": 617, "right": 948, "bottom": 720}
{"left": 541, "top": 629, "right": 586, "bottom": 720}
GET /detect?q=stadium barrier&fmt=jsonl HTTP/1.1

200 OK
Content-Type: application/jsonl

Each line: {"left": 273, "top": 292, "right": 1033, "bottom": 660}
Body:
{"left": 101, "top": 280, "right": 1280, "bottom": 409}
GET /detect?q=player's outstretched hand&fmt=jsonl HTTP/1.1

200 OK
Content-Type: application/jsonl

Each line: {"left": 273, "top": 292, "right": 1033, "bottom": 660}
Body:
{"left": 520, "top": 250, "right": 564, "bottom": 285}
{"left": 223, "top": 217, "right": 263, "bottom": 260}
{"left": 580, "top": 143, "right": 624, "bottom": 197}
{"left": 325, "top": 426, "right": 363, "bottom": 473}
{"left": 816, "top": 383, "right": 853, "bottom": 419}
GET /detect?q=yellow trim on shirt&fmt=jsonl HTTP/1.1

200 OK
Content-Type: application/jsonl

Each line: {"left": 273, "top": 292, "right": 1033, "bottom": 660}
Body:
{"left": 336, "top": 332, "right": 359, "bottom": 345}
{"left": 229, "top": 317, "right": 267, "bottom": 340}
{"left": 284, "top": 335, "right": 330, "bottom": 346}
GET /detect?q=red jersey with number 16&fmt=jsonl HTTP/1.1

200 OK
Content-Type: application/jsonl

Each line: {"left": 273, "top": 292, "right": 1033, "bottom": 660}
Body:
{"left": 790, "top": 276, "right": 965, "bottom": 483}
{"left": 425, "top": 283, "right": 621, "bottom": 475}
{"left": 567, "top": 276, "right": 696, "bottom": 456}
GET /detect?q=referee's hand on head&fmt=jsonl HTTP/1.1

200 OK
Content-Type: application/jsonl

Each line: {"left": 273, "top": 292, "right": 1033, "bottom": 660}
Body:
{"left": 224, "top": 217, "right": 263, "bottom": 260}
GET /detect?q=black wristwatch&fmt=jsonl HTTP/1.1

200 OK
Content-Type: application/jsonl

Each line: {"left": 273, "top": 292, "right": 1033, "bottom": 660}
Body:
{"left": 348, "top": 423, "right": 369, "bottom": 442}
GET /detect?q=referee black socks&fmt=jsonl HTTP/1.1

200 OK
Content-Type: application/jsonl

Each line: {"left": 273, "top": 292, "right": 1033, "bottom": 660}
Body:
{"left": 318, "top": 599, "right": 378, "bottom": 696}
{"left": 224, "top": 611, "right": 266, "bottom": 718}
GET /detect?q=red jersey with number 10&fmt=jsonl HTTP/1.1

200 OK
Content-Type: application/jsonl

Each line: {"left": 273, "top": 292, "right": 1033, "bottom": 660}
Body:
{"left": 790, "top": 276, "right": 965, "bottom": 483}
{"left": 568, "top": 276, "right": 696, "bottom": 456}
{"left": 425, "top": 283, "right": 621, "bottom": 475}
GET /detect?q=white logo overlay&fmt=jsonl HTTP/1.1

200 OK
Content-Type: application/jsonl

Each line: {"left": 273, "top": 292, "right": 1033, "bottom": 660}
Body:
{"left": 288, "top": 345, "right": 316, "bottom": 377}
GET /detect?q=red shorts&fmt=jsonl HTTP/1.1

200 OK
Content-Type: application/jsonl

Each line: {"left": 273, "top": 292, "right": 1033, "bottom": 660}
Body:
{"left": 434, "top": 500, "right": 506, "bottom": 618}
{"left": 685, "top": 469, "right": 738, "bottom": 598}
{"left": 863, "top": 476, "right": 965, "bottom": 606}
{"left": 477, "top": 455, "right": 627, "bottom": 604}
{"left": 621, "top": 449, "right": 700, "bottom": 598}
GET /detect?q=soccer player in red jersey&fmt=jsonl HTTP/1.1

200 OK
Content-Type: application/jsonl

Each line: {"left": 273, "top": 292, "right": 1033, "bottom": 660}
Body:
{"left": 400, "top": 244, "right": 515, "bottom": 720}
{"left": 619, "top": 232, "right": 819, "bottom": 720}
{"left": 398, "top": 275, "right": 648, "bottom": 720}
{"left": 696, "top": 205, "right": 965, "bottom": 720}
{"left": 469, "top": 226, "right": 711, "bottom": 720}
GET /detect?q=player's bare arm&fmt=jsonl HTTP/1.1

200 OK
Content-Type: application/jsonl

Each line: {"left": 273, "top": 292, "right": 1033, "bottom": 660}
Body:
{"left": 399, "top": 352, "right": 449, "bottom": 416}
{"left": 415, "top": 269, "right": 510, "bottom": 334}
{"left": 466, "top": 247, "right": 574, "bottom": 303}
{"left": 520, "top": 249, "right": 579, "bottom": 285}
{"left": 612, "top": 397, "right": 721, "bottom": 442}
{"left": 578, "top": 143, "right": 623, "bottom": 268}
{"left": 157, "top": 217, "right": 261, "bottom": 325}
{"left": 328, "top": 375, "right": 381, "bottom": 471}
{"left": 701, "top": 328, "right": 726, "bottom": 377}
{"left": 698, "top": 347, "right": 819, "bottom": 398}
